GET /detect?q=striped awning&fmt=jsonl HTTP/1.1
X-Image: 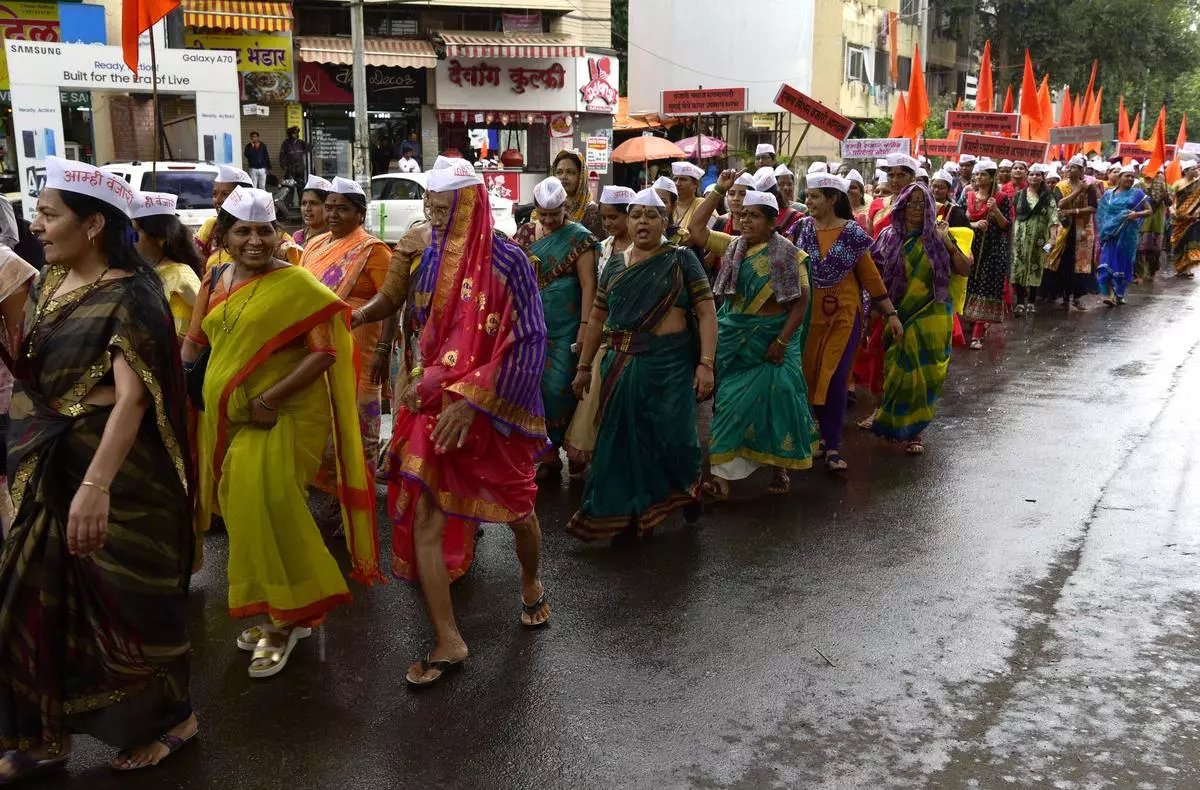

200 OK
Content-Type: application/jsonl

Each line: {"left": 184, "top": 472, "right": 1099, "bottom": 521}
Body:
{"left": 297, "top": 37, "right": 437, "bottom": 68}
{"left": 438, "top": 32, "right": 584, "bottom": 59}
{"left": 183, "top": 1, "right": 293, "bottom": 32}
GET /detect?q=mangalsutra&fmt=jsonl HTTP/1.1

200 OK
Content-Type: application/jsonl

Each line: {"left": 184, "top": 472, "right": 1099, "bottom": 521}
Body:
{"left": 221, "top": 265, "right": 263, "bottom": 334}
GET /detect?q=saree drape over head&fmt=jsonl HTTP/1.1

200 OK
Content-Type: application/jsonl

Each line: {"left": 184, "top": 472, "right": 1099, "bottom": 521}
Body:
{"left": 300, "top": 227, "right": 391, "bottom": 492}
{"left": 709, "top": 234, "right": 816, "bottom": 477}
{"left": 1172, "top": 179, "right": 1200, "bottom": 274}
{"left": 0, "top": 268, "right": 193, "bottom": 755}
{"left": 566, "top": 245, "right": 713, "bottom": 542}
{"left": 194, "top": 265, "right": 382, "bottom": 625}
{"left": 520, "top": 221, "right": 597, "bottom": 448}
{"left": 386, "top": 184, "right": 548, "bottom": 583}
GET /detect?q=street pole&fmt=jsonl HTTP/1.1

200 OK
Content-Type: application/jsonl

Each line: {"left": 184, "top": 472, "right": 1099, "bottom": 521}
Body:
{"left": 350, "top": 0, "right": 370, "bottom": 187}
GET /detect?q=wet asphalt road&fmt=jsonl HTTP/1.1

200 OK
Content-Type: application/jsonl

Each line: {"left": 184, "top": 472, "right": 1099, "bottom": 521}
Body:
{"left": 37, "top": 274, "right": 1200, "bottom": 789}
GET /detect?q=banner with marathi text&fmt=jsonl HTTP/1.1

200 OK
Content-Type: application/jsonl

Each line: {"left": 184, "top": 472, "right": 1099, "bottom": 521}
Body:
{"left": 0, "top": 1, "right": 60, "bottom": 91}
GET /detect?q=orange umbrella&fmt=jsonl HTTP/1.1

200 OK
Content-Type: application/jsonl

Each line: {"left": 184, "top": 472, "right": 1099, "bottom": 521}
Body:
{"left": 610, "top": 136, "right": 687, "bottom": 164}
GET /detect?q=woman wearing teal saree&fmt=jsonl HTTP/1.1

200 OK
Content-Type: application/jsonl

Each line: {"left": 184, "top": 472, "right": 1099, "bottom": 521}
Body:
{"left": 515, "top": 177, "right": 597, "bottom": 478}
{"left": 687, "top": 172, "right": 816, "bottom": 497}
{"left": 568, "top": 188, "right": 718, "bottom": 542}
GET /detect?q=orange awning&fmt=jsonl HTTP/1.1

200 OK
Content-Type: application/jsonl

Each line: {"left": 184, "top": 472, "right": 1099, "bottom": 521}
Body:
{"left": 182, "top": 0, "right": 292, "bottom": 32}
{"left": 613, "top": 97, "right": 681, "bottom": 131}
{"left": 297, "top": 37, "right": 437, "bottom": 69}
{"left": 439, "top": 32, "right": 584, "bottom": 59}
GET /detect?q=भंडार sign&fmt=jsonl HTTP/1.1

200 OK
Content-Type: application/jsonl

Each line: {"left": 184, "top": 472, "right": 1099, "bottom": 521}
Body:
{"left": 660, "top": 87, "right": 748, "bottom": 116}
{"left": 840, "top": 138, "right": 911, "bottom": 158}
{"left": 774, "top": 84, "right": 855, "bottom": 140}
{"left": 957, "top": 133, "right": 1049, "bottom": 163}
{"left": 945, "top": 110, "right": 1021, "bottom": 135}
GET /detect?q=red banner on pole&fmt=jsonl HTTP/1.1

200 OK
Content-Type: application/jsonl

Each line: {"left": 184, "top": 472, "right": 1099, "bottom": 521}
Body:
{"left": 921, "top": 138, "right": 961, "bottom": 158}
{"left": 1116, "top": 141, "right": 1176, "bottom": 160}
{"left": 660, "top": 88, "right": 748, "bottom": 116}
{"left": 945, "top": 111, "right": 1021, "bottom": 135}
{"left": 958, "top": 133, "right": 1049, "bottom": 162}
{"left": 774, "top": 83, "right": 855, "bottom": 140}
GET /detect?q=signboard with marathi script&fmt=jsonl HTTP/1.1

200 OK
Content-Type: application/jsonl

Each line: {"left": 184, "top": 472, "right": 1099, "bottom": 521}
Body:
{"left": 921, "top": 138, "right": 961, "bottom": 158}
{"left": 945, "top": 111, "right": 1021, "bottom": 135}
{"left": 1116, "top": 141, "right": 1177, "bottom": 160}
{"left": 586, "top": 135, "right": 609, "bottom": 174}
{"left": 661, "top": 87, "right": 748, "bottom": 116}
{"left": 187, "top": 32, "right": 295, "bottom": 102}
{"left": 774, "top": 83, "right": 855, "bottom": 140}
{"left": 841, "top": 138, "right": 910, "bottom": 158}
{"left": 1048, "top": 124, "right": 1115, "bottom": 146}
{"left": 957, "top": 133, "right": 1049, "bottom": 162}
{"left": 0, "top": 1, "right": 60, "bottom": 91}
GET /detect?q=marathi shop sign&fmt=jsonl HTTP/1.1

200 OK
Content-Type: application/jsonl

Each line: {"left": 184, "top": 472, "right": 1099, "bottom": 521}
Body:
{"left": 578, "top": 55, "right": 618, "bottom": 114}
{"left": 0, "top": 1, "right": 59, "bottom": 91}
{"left": 436, "top": 57, "right": 575, "bottom": 112}
{"left": 186, "top": 31, "right": 295, "bottom": 103}
{"left": 298, "top": 61, "right": 426, "bottom": 109}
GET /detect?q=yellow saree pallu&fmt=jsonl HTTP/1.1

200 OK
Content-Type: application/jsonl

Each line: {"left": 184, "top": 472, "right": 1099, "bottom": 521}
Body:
{"left": 196, "top": 266, "right": 382, "bottom": 625}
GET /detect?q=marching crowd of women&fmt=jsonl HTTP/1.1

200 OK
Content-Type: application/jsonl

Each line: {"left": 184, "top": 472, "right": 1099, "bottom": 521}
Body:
{"left": 0, "top": 140, "right": 1195, "bottom": 784}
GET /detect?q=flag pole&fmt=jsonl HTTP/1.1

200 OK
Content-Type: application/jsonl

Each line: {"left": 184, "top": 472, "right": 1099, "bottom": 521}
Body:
{"left": 149, "top": 22, "right": 160, "bottom": 190}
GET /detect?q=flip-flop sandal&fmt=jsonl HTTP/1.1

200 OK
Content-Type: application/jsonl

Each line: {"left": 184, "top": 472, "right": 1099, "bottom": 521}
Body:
{"left": 905, "top": 440, "right": 925, "bottom": 455}
{"left": 703, "top": 478, "right": 730, "bottom": 502}
{"left": 0, "top": 751, "right": 68, "bottom": 785}
{"left": 112, "top": 730, "right": 198, "bottom": 772}
{"left": 406, "top": 655, "right": 465, "bottom": 689}
{"left": 519, "top": 592, "right": 551, "bottom": 629}
{"left": 856, "top": 417, "right": 874, "bottom": 430}
{"left": 767, "top": 473, "right": 790, "bottom": 495}
{"left": 237, "top": 625, "right": 311, "bottom": 652}
{"left": 825, "top": 452, "right": 849, "bottom": 473}
{"left": 247, "top": 628, "right": 306, "bottom": 679}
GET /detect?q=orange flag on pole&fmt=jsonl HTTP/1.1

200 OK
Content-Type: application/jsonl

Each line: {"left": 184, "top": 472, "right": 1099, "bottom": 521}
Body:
{"left": 1117, "top": 96, "right": 1131, "bottom": 143}
{"left": 889, "top": 93, "right": 911, "bottom": 139}
{"left": 976, "top": 40, "right": 994, "bottom": 112}
{"left": 1018, "top": 50, "right": 1041, "bottom": 133}
{"left": 122, "top": 0, "right": 179, "bottom": 75}
{"left": 1002, "top": 85, "right": 1014, "bottom": 114}
{"left": 1033, "top": 75, "right": 1053, "bottom": 141}
{"left": 907, "top": 45, "right": 930, "bottom": 141}
{"left": 1082, "top": 87, "right": 1104, "bottom": 154}
{"left": 1144, "top": 105, "right": 1168, "bottom": 177}
{"left": 888, "top": 11, "right": 899, "bottom": 83}
{"left": 1131, "top": 112, "right": 1142, "bottom": 142}
{"left": 1166, "top": 113, "right": 1188, "bottom": 184}
{"left": 1080, "top": 60, "right": 1099, "bottom": 123}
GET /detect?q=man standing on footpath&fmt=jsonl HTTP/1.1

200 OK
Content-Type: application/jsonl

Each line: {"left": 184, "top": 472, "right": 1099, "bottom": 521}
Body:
{"left": 244, "top": 132, "right": 270, "bottom": 189}
{"left": 280, "top": 126, "right": 310, "bottom": 209}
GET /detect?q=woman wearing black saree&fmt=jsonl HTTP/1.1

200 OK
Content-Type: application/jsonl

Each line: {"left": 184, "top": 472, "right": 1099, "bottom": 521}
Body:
{"left": 0, "top": 157, "right": 196, "bottom": 780}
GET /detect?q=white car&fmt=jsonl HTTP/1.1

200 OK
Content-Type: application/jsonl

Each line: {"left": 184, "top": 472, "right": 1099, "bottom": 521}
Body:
{"left": 367, "top": 173, "right": 517, "bottom": 243}
{"left": 101, "top": 161, "right": 220, "bottom": 232}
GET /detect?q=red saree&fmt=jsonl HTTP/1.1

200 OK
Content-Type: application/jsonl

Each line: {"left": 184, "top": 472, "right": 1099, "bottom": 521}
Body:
{"left": 385, "top": 184, "right": 548, "bottom": 582}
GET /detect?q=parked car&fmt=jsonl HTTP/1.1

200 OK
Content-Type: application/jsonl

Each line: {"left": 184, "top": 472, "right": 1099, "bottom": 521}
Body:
{"left": 101, "top": 161, "right": 220, "bottom": 232}
{"left": 366, "top": 173, "right": 517, "bottom": 243}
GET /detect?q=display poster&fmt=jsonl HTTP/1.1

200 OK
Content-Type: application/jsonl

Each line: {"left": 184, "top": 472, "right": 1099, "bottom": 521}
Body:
{"left": 8, "top": 41, "right": 240, "bottom": 218}
{"left": 286, "top": 102, "right": 303, "bottom": 135}
{"left": 586, "top": 134, "right": 609, "bottom": 174}
{"left": 483, "top": 171, "right": 520, "bottom": 202}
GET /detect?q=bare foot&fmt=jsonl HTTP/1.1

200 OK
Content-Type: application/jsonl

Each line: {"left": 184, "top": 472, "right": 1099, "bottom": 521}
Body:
{"left": 110, "top": 713, "right": 198, "bottom": 770}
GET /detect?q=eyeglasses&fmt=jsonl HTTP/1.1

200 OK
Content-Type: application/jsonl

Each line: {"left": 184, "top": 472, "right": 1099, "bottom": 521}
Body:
{"left": 424, "top": 205, "right": 451, "bottom": 220}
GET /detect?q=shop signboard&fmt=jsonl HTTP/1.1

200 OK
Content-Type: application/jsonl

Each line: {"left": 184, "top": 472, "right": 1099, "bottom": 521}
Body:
{"left": 298, "top": 61, "right": 426, "bottom": 109}
{"left": 436, "top": 57, "right": 576, "bottom": 112}
{"left": 586, "top": 134, "right": 609, "bottom": 174}
{"left": 286, "top": 103, "right": 303, "bottom": 135}
{"left": 483, "top": 170, "right": 520, "bottom": 202}
{"left": 576, "top": 54, "right": 618, "bottom": 115}
{"left": 187, "top": 31, "right": 295, "bottom": 103}
{"left": 7, "top": 41, "right": 241, "bottom": 218}
{"left": 0, "top": 1, "right": 60, "bottom": 91}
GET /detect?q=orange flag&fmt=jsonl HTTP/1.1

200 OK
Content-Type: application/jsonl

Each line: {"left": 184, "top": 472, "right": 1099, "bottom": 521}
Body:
{"left": 1080, "top": 60, "right": 1099, "bottom": 123}
{"left": 1082, "top": 87, "right": 1104, "bottom": 154}
{"left": 907, "top": 45, "right": 930, "bottom": 140}
{"left": 1002, "top": 85, "right": 1014, "bottom": 114}
{"left": 1034, "top": 76, "right": 1053, "bottom": 141}
{"left": 889, "top": 93, "right": 911, "bottom": 139}
{"left": 1018, "top": 50, "right": 1041, "bottom": 134}
{"left": 1058, "top": 85, "right": 1074, "bottom": 158}
{"left": 123, "top": 0, "right": 179, "bottom": 75}
{"left": 1166, "top": 113, "right": 1188, "bottom": 184}
{"left": 1117, "top": 96, "right": 1131, "bottom": 143}
{"left": 976, "top": 40, "right": 994, "bottom": 112}
{"left": 888, "top": 11, "right": 899, "bottom": 83}
{"left": 1131, "top": 112, "right": 1142, "bottom": 141}
{"left": 1144, "top": 105, "right": 1168, "bottom": 177}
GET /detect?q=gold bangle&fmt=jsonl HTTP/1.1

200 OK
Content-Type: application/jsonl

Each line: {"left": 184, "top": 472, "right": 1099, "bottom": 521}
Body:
{"left": 81, "top": 480, "right": 110, "bottom": 495}
{"left": 773, "top": 337, "right": 789, "bottom": 347}
{"left": 257, "top": 394, "right": 276, "bottom": 411}
{"left": 700, "top": 354, "right": 715, "bottom": 364}
{"left": 698, "top": 359, "right": 714, "bottom": 370}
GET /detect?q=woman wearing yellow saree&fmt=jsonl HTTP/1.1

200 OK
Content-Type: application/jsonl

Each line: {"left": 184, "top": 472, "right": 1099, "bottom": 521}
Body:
{"left": 183, "top": 187, "right": 381, "bottom": 680}
{"left": 200, "top": 167, "right": 302, "bottom": 273}
{"left": 552, "top": 149, "right": 603, "bottom": 238}
{"left": 1171, "top": 159, "right": 1200, "bottom": 277}
{"left": 299, "top": 177, "right": 394, "bottom": 507}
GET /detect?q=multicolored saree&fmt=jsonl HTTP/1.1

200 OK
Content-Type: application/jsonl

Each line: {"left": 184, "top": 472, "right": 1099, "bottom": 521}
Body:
{"left": 300, "top": 227, "right": 391, "bottom": 491}
{"left": 522, "top": 221, "right": 597, "bottom": 447}
{"left": 386, "top": 184, "right": 547, "bottom": 583}
{"left": 566, "top": 245, "right": 713, "bottom": 542}
{"left": 709, "top": 238, "right": 816, "bottom": 477}
{"left": 0, "top": 268, "right": 193, "bottom": 755}
{"left": 1171, "top": 178, "right": 1200, "bottom": 274}
{"left": 195, "top": 265, "right": 381, "bottom": 625}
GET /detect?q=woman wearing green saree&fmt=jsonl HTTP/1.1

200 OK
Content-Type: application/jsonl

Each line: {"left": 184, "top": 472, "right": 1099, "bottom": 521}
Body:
{"left": 515, "top": 177, "right": 597, "bottom": 478}
{"left": 687, "top": 171, "right": 816, "bottom": 497}
{"left": 568, "top": 188, "right": 718, "bottom": 543}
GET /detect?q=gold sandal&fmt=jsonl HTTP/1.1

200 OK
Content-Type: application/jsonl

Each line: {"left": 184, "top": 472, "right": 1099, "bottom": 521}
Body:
{"left": 248, "top": 628, "right": 306, "bottom": 679}
{"left": 237, "top": 624, "right": 311, "bottom": 652}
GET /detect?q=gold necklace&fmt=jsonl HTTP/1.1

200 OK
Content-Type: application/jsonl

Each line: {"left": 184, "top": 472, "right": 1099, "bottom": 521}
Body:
{"left": 26, "top": 265, "right": 110, "bottom": 358}
{"left": 221, "top": 265, "right": 264, "bottom": 334}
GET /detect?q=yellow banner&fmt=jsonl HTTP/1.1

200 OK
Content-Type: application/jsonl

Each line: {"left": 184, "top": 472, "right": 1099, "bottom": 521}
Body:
{"left": 186, "top": 32, "right": 292, "bottom": 73}
{"left": 0, "top": 1, "right": 62, "bottom": 91}
{"left": 286, "top": 103, "right": 303, "bottom": 136}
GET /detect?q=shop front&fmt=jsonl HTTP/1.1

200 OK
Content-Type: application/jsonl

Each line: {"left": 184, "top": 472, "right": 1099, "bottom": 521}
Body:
{"left": 433, "top": 33, "right": 618, "bottom": 203}
{"left": 296, "top": 37, "right": 435, "bottom": 179}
